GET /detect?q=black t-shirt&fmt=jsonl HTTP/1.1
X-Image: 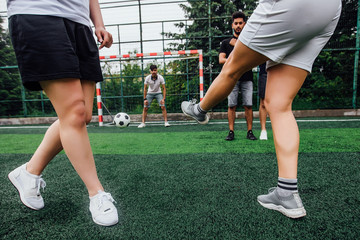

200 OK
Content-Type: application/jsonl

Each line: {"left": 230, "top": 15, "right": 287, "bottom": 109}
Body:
{"left": 219, "top": 36, "right": 253, "bottom": 82}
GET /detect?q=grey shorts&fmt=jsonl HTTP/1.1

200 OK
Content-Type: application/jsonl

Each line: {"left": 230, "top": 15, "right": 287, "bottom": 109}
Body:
{"left": 144, "top": 93, "right": 165, "bottom": 108}
{"left": 228, "top": 80, "right": 253, "bottom": 107}
{"left": 258, "top": 73, "right": 267, "bottom": 99}
{"left": 239, "top": 0, "right": 341, "bottom": 73}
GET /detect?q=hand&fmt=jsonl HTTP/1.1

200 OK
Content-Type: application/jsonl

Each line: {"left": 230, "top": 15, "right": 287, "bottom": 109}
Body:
{"left": 160, "top": 99, "right": 165, "bottom": 105}
{"left": 144, "top": 100, "right": 148, "bottom": 105}
{"left": 95, "top": 27, "right": 113, "bottom": 49}
{"left": 229, "top": 38, "right": 237, "bottom": 47}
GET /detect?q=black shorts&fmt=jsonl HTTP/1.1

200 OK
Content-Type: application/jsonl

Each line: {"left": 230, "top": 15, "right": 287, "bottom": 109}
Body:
{"left": 9, "top": 15, "right": 103, "bottom": 91}
{"left": 258, "top": 73, "right": 267, "bottom": 99}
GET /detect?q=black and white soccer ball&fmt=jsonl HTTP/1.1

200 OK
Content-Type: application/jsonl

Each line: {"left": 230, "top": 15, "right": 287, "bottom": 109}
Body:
{"left": 113, "top": 112, "right": 131, "bottom": 128}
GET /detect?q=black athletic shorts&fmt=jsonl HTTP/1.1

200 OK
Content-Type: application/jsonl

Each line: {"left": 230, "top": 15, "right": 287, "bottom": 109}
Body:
{"left": 9, "top": 15, "right": 103, "bottom": 91}
{"left": 258, "top": 73, "right": 267, "bottom": 99}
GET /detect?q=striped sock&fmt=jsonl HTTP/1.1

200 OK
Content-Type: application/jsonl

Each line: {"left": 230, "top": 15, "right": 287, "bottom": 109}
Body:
{"left": 194, "top": 104, "right": 207, "bottom": 115}
{"left": 277, "top": 177, "right": 298, "bottom": 197}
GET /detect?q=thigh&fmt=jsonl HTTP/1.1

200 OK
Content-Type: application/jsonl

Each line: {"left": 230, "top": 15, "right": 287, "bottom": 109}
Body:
{"left": 40, "top": 78, "right": 85, "bottom": 119}
{"left": 228, "top": 81, "right": 240, "bottom": 107}
{"left": 145, "top": 94, "right": 155, "bottom": 107}
{"left": 265, "top": 64, "right": 307, "bottom": 110}
{"left": 81, "top": 80, "right": 96, "bottom": 117}
{"left": 155, "top": 93, "right": 165, "bottom": 106}
{"left": 240, "top": 81, "right": 253, "bottom": 107}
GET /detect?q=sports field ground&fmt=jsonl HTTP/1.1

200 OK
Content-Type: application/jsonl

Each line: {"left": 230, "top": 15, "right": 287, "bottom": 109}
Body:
{"left": 0, "top": 117, "right": 359, "bottom": 239}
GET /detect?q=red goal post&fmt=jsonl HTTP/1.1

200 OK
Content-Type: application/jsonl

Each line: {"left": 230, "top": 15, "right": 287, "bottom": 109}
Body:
{"left": 96, "top": 49, "right": 204, "bottom": 126}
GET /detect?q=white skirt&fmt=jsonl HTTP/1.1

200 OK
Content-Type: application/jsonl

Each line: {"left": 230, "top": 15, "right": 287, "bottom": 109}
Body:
{"left": 239, "top": 0, "right": 342, "bottom": 72}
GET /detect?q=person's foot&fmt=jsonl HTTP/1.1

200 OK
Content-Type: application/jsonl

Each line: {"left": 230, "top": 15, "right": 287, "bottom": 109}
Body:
{"left": 246, "top": 130, "right": 257, "bottom": 140}
{"left": 225, "top": 130, "right": 235, "bottom": 141}
{"left": 8, "top": 163, "right": 46, "bottom": 210}
{"left": 138, "top": 123, "right": 146, "bottom": 128}
{"left": 89, "top": 190, "right": 119, "bottom": 226}
{"left": 259, "top": 130, "right": 268, "bottom": 140}
{"left": 257, "top": 187, "right": 306, "bottom": 219}
{"left": 164, "top": 122, "right": 171, "bottom": 127}
{"left": 181, "top": 99, "right": 209, "bottom": 124}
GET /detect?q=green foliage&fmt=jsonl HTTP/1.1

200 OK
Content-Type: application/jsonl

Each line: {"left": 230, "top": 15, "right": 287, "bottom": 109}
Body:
{"left": 165, "top": 0, "right": 359, "bottom": 110}
{"left": 0, "top": 17, "right": 22, "bottom": 116}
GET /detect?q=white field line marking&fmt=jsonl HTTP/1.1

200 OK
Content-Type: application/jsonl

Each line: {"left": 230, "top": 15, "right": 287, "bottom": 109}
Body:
{"left": 1, "top": 118, "right": 359, "bottom": 129}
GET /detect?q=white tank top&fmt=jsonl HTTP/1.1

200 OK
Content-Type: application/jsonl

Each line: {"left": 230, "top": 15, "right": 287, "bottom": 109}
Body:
{"left": 6, "top": 0, "right": 91, "bottom": 27}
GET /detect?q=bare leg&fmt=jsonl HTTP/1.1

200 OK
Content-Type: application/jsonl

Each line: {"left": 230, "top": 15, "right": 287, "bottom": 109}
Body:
{"left": 39, "top": 78, "right": 103, "bottom": 197}
{"left": 27, "top": 80, "right": 96, "bottom": 176}
{"left": 142, "top": 107, "right": 148, "bottom": 123}
{"left": 244, "top": 106, "right": 253, "bottom": 131}
{"left": 259, "top": 98, "right": 267, "bottom": 131}
{"left": 161, "top": 106, "right": 168, "bottom": 122}
{"left": 265, "top": 65, "right": 307, "bottom": 179}
{"left": 200, "top": 41, "right": 268, "bottom": 110}
{"left": 227, "top": 106, "right": 236, "bottom": 131}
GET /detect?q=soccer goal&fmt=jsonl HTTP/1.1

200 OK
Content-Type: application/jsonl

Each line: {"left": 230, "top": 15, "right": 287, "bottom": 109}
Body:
{"left": 96, "top": 49, "right": 204, "bottom": 126}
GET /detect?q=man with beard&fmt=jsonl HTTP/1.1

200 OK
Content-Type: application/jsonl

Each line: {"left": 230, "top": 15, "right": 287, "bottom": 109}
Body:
{"left": 219, "top": 11, "right": 257, "bottom": 141}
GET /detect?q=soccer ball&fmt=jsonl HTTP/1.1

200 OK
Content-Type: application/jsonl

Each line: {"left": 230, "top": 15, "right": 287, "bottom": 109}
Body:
{"left": 113, "top": 112, "right": 131, "bottom": 128}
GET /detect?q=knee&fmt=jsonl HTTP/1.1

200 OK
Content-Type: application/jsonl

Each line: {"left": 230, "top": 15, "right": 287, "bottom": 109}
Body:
{"left": 161, "top": 106, "right": 166, "bottom": 110}
{"left": 64, "top": 100, "right": 87, "bottom": 128}
{"left": 221, "top": 67, "right": 242, "bottom": 83}
{"left": 244, "top": 106, "right": 252, "bottom": 111}
{"left": 228, "top": 106, "right": 236, "bottom": 111}
{"left": 85, "top": 112, "right": 93, "bottom": 125}
{"left": 264, "top": 97, "right": 291, "bottom": 115}
{"left": 143, "top": 107, "right": 149, "bottom": 112}
{"left": 260, "top": 101, "right": 266, "bottom": 110}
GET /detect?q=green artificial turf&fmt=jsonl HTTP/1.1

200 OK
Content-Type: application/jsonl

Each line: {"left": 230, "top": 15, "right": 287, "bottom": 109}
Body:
{"left": 0, "top": 118, "right": 359, "bottom": 239}
{"left": 0, "top": 127, "right": 359, "bottom": 154}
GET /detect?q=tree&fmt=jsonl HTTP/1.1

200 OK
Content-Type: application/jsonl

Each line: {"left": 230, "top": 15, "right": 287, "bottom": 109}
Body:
{"left": 166, "top": 0, "right": 359, "bottom": 110}
{"left": 164, "top": 0, "right": 258, "bottom": 110}
{"left": 0, "top": 17, "right": 23, "bottom": 117}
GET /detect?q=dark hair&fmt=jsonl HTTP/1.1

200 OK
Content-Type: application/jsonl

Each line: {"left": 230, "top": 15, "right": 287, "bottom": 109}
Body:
{"left": 232, "top": 11, "right": 247, "bottom": 23}
{"left": 150, "top": 65, "right": 157, "bottom": 71}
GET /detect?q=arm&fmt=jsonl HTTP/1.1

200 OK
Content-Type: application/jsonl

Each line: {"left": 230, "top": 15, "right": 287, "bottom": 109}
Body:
{"left": 143, "top": 84, "right": 148, "bottom": 105}
{"left": 219, "top": 40, "right": 228, "bottom": 65}
{"left": 89, "top": 0, "right": 113, "bottom": 49}
{"left": 161, "top": 84, "right": 166, "bottom": 104}
{"left": 219, "top": 52, "right": 227, "bottom": 65}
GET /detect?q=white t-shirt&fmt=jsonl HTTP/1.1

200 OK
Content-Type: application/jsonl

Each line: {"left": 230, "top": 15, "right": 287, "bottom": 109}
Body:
{"left": 6, "top": 0, "right": 91, "bottom": 27}
{"left": 144, "top": 74, "right": 165, "bottom": 94}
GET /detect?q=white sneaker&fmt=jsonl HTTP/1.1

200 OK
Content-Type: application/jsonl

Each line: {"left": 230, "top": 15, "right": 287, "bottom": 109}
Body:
{"left": 138, "top": 123, "right": 146, "bottom": 128}
{"left": 164, "top": 122, "right": 171, "bottom": 127}
{"left": 259, "top": 130, "right": 268, "bottom": 140}
{"left": 89, "top": 190, "right": 118, "bottom": 226}
{"left": 8, "top": 163, "right": 46, "bottom": 210}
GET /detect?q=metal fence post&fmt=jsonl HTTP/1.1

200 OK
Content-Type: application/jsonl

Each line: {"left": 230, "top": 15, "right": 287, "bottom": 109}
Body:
{"left": 353, "top": 0, "right": 360, "bottom": 109}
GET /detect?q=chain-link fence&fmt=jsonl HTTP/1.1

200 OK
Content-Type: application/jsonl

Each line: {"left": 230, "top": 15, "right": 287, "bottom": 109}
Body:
{"left": 0, "top": 0, "right": 358, "bottom": 118}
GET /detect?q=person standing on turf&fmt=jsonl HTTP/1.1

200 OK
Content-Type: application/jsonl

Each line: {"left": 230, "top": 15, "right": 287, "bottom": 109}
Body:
{"left": 258, "top": 63, "right": 268, "bottom": 140}
{"left": 219, "top": 11, "right": 257, "bottom": 141}
{"left": 7, "top": 0, "right": 118, "bottom": 226}
{"left": 138, "top": 64, "right": 170, "bottom": 128}
{"left": 181, "top": 0, "right": 341, "bottom": 218}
